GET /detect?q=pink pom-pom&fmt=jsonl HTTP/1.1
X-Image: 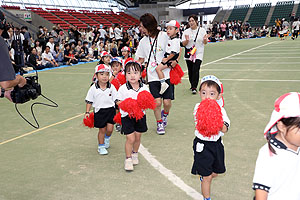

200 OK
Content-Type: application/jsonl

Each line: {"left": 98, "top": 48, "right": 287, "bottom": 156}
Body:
{"left": 117, "top": 73, "right": 126, "bottom": 85}
{"left": 170, "top": 64, "right": 184, "bottom": 85}
{"left": 119, "top": 98, "right": 144, "bottom": 121}
{"left": 137, "top": 90, "right": 156, "bottom": 110}
{"left": 111, "top": 78, "right": 120, "bottom": 90}
{"left": 83, "top": 112, "right": 94, "bottom": 128}
{"left": 195, "top": 99, "right": 223, "bottom": 137}
{"left": 141, "top": 69, "right": 147, "bottom": 78}
{"left": 113, "top": 112, "right": 122, "bottom": 125}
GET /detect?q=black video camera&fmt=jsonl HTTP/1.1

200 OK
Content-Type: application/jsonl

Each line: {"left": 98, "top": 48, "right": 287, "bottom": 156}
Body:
{"left": 11, "top": 75, "right": 41, "bottom": 104}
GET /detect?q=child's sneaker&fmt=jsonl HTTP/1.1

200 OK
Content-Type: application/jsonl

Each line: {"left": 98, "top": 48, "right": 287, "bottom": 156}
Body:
{"left": 104, "top": 137, "right": 110, "bottom": 149}
{"left": 98, "top": 146, "right": 108, "bottom": 155}
{"left": 115, "top": 123, "right": 121, "bottom": 132}
{"left": 132, "top": 152, "right": 139, "bottom": 165}
{"left": 159, "top": 82, "right": 169, "bottom": 94}
{"left": 161, "top": 110, "right": 168, "bottom": 127}
{"left": 124, "top": 158, "right": 134, "bottom": 171}
{"left": 156, "top": 122, "right": 165, "bottom": 135}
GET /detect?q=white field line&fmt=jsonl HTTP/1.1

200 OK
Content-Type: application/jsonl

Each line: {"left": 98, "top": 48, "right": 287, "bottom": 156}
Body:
{"left": 181, "top": 77, "right": 300, "bottom": 82}
{"left": 206, "top": 62, "right": 300, "bottom": 65}
{"left": 251, "top": 49, "right": 300, "bottom": 52}
{"left": 139, "top": 144, "right": 203, "bottom": 200}
{"left": 241, "top": 53, "right": 300, "bottom": 55}
{"left": 201, "top": 68, "right": 300, "bottom": 72}
{"left": 226, "top": 57, "right": 299, "bottom": 59}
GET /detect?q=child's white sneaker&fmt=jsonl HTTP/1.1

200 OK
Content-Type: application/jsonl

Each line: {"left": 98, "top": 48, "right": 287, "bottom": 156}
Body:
{"left": 98, "top": 146, "right": 108, "bottom": 155}
{"left": 132, "top": 153, "right": 139, "bottom": 165}
{"left": 124, "top": 158, "right": 134, "bottom": 171}
{"left": 159, "top": 82, "right": 169, "bottom": 94}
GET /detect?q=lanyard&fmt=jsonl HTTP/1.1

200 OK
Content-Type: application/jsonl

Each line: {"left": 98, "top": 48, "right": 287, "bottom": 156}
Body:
{"left": 149, "top": 33, "right": 158, "bottom": 63}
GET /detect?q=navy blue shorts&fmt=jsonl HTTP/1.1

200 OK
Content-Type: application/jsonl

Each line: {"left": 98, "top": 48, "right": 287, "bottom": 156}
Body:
{"left": 148, "top": 79, "right": 174, "bottom": 100}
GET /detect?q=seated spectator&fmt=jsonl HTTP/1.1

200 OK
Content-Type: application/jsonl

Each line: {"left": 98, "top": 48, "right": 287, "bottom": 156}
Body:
{"left": 27, "top": 47, "right": 45, "bottom": 70}
{"left": 42, "top": 46, "right": 58, "bottom": 68}
{"left": 64, "top": 44, "right": 78, "bottom": 65}
{"left": 78, "top": 47, "right": 91, "bottom": 62}
{"left": 52, "top": 44, "right": 64, "bottom": 66}
{"left": 34, "top": 40, "right": 42, "bottom": 60}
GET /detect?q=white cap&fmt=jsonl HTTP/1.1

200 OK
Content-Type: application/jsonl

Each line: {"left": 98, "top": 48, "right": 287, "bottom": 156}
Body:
{"left": 200, "top": 75, "right": 224, "bottom": 107}
{"left": 166, "top": 20, "right": 180, "bottom": 29}
{"left": 264, "top": 92, "right": 300, "bottom": 135}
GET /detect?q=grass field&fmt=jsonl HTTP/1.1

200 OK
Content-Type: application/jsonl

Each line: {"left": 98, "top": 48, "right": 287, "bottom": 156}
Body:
{"left": 1, "top": 37, "right": 299, "bottom": 200}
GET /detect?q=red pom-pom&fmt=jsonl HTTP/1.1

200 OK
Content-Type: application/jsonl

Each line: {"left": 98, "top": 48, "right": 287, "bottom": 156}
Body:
{"left": 170, "top": 64, "right": 184, "bottom": 85}
{"left": 111, "top": 78, "right": 120, "bottom": 90}
{"left": 113, "top": 112, "right": 122, "bottom": 124}
{"left": 195, "top": 99, "right": 223, "bottom": 137}
{"left": 137, "top": 90, "right": 156, "bottom": 110}
{"left": 83, "top": 112, "right": 94, "bottom": 128}
{"left": 117, "top": 73, "right": 126, "bottom": 85}
{"left": 141, "top": 69, "right": 147, "bottom": 78}
{"left": 119, "top": 98, "right": 144, "bottom": 120}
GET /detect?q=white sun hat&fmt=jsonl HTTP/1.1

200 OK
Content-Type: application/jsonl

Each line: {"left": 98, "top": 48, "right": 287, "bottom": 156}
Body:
{"left": 200, "top": 75, "right": 224, "bottom": 107}
{"left": 264, "top": 92, "right": 300, "bottom": 135}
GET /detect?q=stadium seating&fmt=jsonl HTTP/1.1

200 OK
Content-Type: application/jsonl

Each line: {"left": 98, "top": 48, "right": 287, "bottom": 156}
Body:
{"left": 227, "top": 5, "right": 250, "bottom": 22}
{"left": 248, "top": 3, "right": 271, "bottom": 27}
{"left": 1, "top": 5, "right": 20, "bottom": 10}
{"left": 269, "top": 1, "right": 294, "bottom": 26}
{"left": 48, "top": 9, "right": 88, "bottom": 29}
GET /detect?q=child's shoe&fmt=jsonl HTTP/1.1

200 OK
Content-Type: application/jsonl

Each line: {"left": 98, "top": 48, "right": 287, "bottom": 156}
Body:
{"left": 156, "top": 122, "right": 165, "bottom": 135}
{"left": 115, "top": 123, "right": 121, "bottom": 132}
{"left": 204, "top": 198, "right": 211, "bottom": 200}
{"left": 124, "top": 158, "right": 134, "bottom": 171}
{"left": 132, "top": 152, "right": 139, "bottom": 165}
{"left": 98, "top": 146, "right": 108, "bottom": 155}
{"left": 104, "top": 137, "right": 110, "bottom": 149}
{"left": 159, "top": 82, "right": 169, "bottom": 94}
{"left": 161, "top": 110, "right": 168, "bottom": 127}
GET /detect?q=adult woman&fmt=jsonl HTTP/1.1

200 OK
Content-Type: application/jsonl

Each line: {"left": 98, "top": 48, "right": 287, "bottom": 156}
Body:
{"left": 135, "top": 13, "right": 177, "bottom": 135}
{"left": 182, "top": 14, "right": 208, "bottom": 94}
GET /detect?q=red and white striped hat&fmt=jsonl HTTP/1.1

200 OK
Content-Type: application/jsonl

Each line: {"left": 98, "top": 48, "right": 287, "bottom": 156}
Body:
{"left": 264, "top": 92, "right": 300, "bottom": 135}
{"left": 121, "top": 46, "right": 131, "bottom": 52}
{"left": 95, "top": 64, "right": 111, "bottom": 74}
{"left": 101, "top": 51, "right": 111, "bottom": 57}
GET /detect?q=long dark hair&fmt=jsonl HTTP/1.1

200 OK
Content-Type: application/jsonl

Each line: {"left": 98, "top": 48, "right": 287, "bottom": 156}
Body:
{"left": 140, "top": 13, "right": 159, "bottom": 37}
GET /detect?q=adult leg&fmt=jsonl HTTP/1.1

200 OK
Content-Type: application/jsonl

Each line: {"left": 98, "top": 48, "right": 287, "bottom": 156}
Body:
{"left": 191, "top": 59, "right": 202, "bottom": 90}
{"left": 186, "top": 60, "right": 193, "bottom": 89}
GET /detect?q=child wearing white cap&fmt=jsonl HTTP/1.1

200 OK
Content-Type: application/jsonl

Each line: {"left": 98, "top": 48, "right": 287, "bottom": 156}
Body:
{"left": 252, "top": 92, "right": 300, "bottom": 200}
{"left": 155, "top": 20, "right": 181, "bottom": 95}
{"left": 84, "top": 64, "right": 117, "bottom": 155}
{"left": 191, "top": 75, "right": 230, "bottom": 200}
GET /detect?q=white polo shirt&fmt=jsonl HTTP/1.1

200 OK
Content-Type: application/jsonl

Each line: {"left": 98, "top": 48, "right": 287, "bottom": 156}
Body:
{"left": 253, "top": 137, "right": 300, "bottom": 200}
{"left": 166, "top": 37, "right": 181, "bottom": 55}
{"left": 182, "top": 27, "right": 206, "bottom": 61}
{"left": 41, "top": 52, "right": 54, "bottom": 65}
{"left": 85, "top": 82, "right": 117, "bottom": 113}
{"left": 116, "top": 82, "right": 150, "bottom": 117}
{"left": 135, "top": 31, "right": 169, "bottom": 82}
{"left": 193, "top": 103, "right": 230, "bottom": 141}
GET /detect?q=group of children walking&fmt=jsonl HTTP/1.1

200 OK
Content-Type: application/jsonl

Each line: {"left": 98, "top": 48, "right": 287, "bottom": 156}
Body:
{"left": 83, "top": 19, "right": 300, "bottom": 200}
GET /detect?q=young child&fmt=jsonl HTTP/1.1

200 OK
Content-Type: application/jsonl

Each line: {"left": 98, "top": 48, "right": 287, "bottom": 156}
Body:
{"left": 84, "top": 64, "right": 117, "bottom": 155}
{"left": 116, "top": 60, "right": 150, "bottom": 171}
{"left": 252, "top": 92, "right": 300, "bottom": 200}
{"left": 97, "top": 51, "right": 111, "bottom": 65}
{"left": 192, "top": 75, "right": 230, "bottom": 200}
{"left": 155, "top": 20, "right": 181, "bottom": 94}
{"left": 121, "top": 46, "right": 131, "bottom": 65}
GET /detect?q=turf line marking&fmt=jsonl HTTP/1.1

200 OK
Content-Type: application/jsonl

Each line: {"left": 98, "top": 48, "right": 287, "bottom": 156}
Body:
{"left": 0, "top": 113, "right": 84, "bottom": 146}
{"left": 181, "top": 78, "right": 300, "bottom": 82}
{"left": 139, "top": 144, "right": 203, "bottom": 200}
{"left": 226, "top": 57, "right": 299, "bottom": 59}
{"left": 241, "top": 53, "right": 300, "bottom": 55}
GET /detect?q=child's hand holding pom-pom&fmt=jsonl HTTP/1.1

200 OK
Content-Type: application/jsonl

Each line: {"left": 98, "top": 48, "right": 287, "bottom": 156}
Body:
{"left": 83, "top": 112, "right": 94, "bottom": 128}
{"left": 195, "top": 99, "right": 223, "bottom": 137}
{"left": 119, "top": 98, "right": 144, "bottom": 120}
{"left": 113, "top": 112, "right": 122, "bottom": 125}
{"left": 137, "top": 90, "right": 156, "bottom": 110}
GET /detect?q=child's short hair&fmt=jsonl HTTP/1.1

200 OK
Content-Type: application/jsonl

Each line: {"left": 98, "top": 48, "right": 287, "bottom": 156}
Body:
{"left": 124, "top": 61, "right": 142, "bottom": 74}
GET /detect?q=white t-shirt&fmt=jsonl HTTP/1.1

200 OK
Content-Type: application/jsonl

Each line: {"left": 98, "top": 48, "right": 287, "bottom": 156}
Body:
{"left": 253, "top": 137, "right": 300, "bottom": 200}
{"left": 109, "top": 27, "right": 114, "bottom": 39}
{"left": 116, "top": 82, "right": 150, "bottom": 117}
{"left": 182, "top": 27, "right": 207, "bottom": 60}
{"left": 166, "top": 37, "right": 181, "bottom": 55}
{"left": 292, "top": 21, "right": 300, "bottom": 31}
{"left": 99, "top": 28, "right": 107, "bottom": 39}
{"left": 85, "top": 82, "right": 117, "bottom": 113}
{"left": 193, "top": 103, "right": 230, "bottom": 142}
{"left": 114, "top": 27, "right": 123, "bottom": 40}
{"left": 46, "top": 42, "right": 55, "bottom": 54}
{"left": 135, "top": 31, "right": 169, "bottom": 82}
{"left": 41, "top": 52, "right": 54, "bottom": 65}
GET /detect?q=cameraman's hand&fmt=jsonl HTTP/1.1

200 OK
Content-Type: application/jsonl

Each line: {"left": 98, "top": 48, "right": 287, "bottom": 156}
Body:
{"left": 17, "top": 75, "right": 27, "bottom": 88}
